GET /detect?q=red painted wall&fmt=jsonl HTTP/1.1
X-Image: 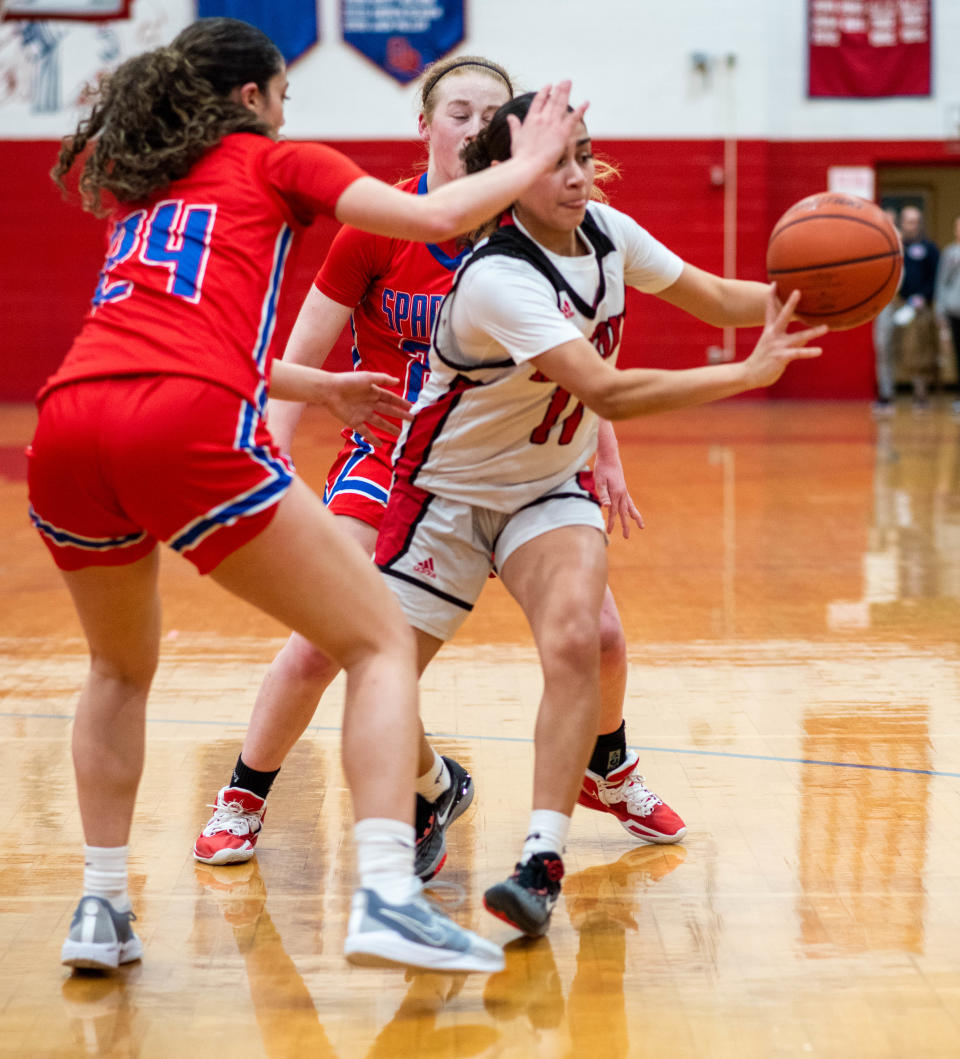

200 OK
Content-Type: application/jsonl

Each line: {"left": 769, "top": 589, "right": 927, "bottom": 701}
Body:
{"left": 2, "top": 137, "right": 957, "bottom": 401}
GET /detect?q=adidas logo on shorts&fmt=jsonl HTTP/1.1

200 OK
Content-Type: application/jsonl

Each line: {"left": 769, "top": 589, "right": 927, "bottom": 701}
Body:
{"left": 413, "top": 557, "right": 436, "bottom": 578}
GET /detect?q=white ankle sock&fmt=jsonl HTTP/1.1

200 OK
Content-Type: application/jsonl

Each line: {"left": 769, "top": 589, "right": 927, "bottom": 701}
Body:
{"left": 83, "top": 845, "right": 131, "bottom": 912}
{"left": 415, "top": 749, "right": 450, "bottom": 802}
{"left": 520, "top": 810, "right": 570, "bottom": 864}
{"left": 354, "top": 818, "right": 419, "bottom": 905}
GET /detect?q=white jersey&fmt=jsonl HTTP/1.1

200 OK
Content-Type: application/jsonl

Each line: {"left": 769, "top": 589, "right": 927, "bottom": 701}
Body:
{"left": 392, "top": 202, "right": 684, "bottom": 512}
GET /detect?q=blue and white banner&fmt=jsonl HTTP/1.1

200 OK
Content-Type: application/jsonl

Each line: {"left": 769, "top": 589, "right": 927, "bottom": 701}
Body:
{"left": 342, "top": 0, "right": 464, "bottom": 84}
{"left": 196, "top": 0, "right": 319, "bottom": 65}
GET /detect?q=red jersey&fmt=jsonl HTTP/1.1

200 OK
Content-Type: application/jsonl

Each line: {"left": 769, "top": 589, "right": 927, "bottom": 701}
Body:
{"left": 40, "top": 133, "right": 366, "bottom": 408}
{"left": 313, "top": 172, "right": 469, "bottom": 447}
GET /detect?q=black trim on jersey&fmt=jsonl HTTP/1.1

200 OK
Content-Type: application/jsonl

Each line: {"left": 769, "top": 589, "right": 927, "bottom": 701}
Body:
{"left": 432, "top": 207, "right": 616, "bottom": 374}
{"left": 472, "top": 209, "right": 616, "bottom": 319}
{"left": 378, "top": 566, "right": 475, "bottom": 611}
{"left": 397, "top": 374, "right": 478, "bottom": 488}
{"left": 519, "top": 489, "right": 602, "bottom": 512}
{"left": 432, "top": 345, "right": 515, "bottom": 373}
{"left": 409, "top": 378, "right": 467, "bottom": 487}
{"left": 489, "top": 489, "right": 602, "bottom": 556}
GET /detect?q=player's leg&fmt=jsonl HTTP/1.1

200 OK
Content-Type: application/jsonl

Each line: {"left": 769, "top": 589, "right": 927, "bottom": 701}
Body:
{"left": 375, "top": 482, "right": 505, "bottom": 886}
{"left": 210, "top": 480, "right": 419, "bottom": 816}
{"left": 209, "top": 479, "right": 502, "bottom": 971}
{"left": 245, "top": 513, "right": 380, "bottom": 768}
{"left": 58, "top": 550, "right": 161, "bottom": 970}
{"left": 194, "top": 515, "right": 378, "bottom": 866}
{"left": 28, "top": 382, "right": 158, "bottom": 971}
{"left": 597, "top": 586, "right": 628, "bottom": 734}
{"left": 484, "top": 524, "right": 607, "bottom": 936}
{"left": 407, "top": 627, "right": 478, "bottom": 883}
{"left": 502, "top": 525, "right": 607, "bottom": 810}
{"left": 582, "top": 587, "right": 687, "bottom": 843}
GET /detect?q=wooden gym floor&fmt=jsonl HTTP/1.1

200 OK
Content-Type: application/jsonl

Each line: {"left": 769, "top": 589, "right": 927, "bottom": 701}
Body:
{"left": 2, "top": 398, "right": 960, "bottom": 1058}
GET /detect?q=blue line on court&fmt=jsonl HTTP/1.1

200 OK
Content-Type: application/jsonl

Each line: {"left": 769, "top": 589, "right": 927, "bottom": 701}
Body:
{"left": 626, "top": 743, "right": 960, "bottom": 779}
{"left": 2, "top": 711, "right": 957, "bottom": 779}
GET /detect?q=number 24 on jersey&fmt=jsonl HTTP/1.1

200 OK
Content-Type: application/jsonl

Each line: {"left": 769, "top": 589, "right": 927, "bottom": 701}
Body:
{"left": 92, "top": 200, "right": 217, "bottom": 308}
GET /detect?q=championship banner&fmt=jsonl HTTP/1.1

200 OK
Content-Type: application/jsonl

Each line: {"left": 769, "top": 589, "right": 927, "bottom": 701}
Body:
{"left": 196, "top": 0, "right": 319, "bottom": 65}
{"left": 1, "top": 0, "right": 131, "bottom": 19}
{"left": 808, "top": 0, "right": 931, "bottom": 98}
{"left": 342, "top": 0, "right": 464, "bottom": 84}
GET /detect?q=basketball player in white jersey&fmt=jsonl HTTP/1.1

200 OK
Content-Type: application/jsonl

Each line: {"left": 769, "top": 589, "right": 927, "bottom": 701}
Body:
{"left": 375, "top": 92, "right": 827, "bottom": 936}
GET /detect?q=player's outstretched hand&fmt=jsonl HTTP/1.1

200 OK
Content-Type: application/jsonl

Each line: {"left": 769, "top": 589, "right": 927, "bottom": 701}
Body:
{"left": 743, "top": 287, "right": 827, "bottom": 390}
{"left": 321, "top": 370, "right": 413, "bottom": 446}
{"left": 595, "top": 444, "right": 644, "bottom": 538}
{"left": 507, "top": 82, "right": 589, "bottom": 171}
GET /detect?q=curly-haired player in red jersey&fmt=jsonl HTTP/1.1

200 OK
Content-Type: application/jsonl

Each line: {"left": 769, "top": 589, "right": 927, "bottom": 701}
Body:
{"left": 30, "top": 17, "right": 586, "bottom": 974}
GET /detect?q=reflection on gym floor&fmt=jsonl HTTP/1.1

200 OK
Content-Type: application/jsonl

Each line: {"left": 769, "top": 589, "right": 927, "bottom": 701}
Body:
{"left": 3, "top": 400, "right": 960, "bottom": 1058}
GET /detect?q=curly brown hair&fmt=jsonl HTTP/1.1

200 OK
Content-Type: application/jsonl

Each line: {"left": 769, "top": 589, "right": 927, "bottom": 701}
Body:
{"left": 51, "top": 18, "right": 282, "bottom": 215}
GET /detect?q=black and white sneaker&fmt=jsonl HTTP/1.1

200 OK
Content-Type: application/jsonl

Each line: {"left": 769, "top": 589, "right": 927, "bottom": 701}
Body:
{"left": 344, "top": 887, "right": 503, "bottom": 972}
{"left": 414, "top": 756, "right": 474, "bottom": 882}
{"left": 483, "top": 852, "right": 564, "bottom": 937}
{"left": 61, "top": 896, "right": 142, "bottom": 971}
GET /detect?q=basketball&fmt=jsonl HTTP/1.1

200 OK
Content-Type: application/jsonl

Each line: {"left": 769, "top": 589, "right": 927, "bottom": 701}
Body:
{"left": 766, "top": 192, "right": 903, "bottom": 330}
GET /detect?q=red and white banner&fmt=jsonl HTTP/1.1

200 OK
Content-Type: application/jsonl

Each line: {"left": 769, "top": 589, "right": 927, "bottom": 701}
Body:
{"left": 808, "top": 0, "right": 931, "bottom": 98}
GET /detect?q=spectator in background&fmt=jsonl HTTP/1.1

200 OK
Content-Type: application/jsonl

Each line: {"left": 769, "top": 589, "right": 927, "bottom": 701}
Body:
{"left": 935, "top": 213, "right": 960, "bottom": 416}
{"left": 871, "top": 207, "right": 901, "bottom": 417}
{"left": 891, "top": 205, "right": 940, "bottom": 413}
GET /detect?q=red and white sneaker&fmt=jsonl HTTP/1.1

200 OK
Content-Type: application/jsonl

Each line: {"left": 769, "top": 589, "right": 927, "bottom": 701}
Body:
{"left": 578, "top": 751, "right": 686, "bottom": 843}
{"left": 193, "top": 786, "right": 266, "bottom": 865}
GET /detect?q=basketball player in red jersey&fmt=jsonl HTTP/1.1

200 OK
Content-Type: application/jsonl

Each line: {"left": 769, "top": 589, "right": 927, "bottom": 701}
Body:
{"left": 193, "top": 54, "right": 687, "bottom": 880}
{"left": 28, "top": 18, "right": 586, "bottom": 975}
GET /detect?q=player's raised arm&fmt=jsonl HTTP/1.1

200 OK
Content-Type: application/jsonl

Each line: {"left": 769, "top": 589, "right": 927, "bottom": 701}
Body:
{"left": 333, "top": 82, "right": 588, "bottom": 243}
{"left": 532, "top": 289, "right": 827, "bottom": 420}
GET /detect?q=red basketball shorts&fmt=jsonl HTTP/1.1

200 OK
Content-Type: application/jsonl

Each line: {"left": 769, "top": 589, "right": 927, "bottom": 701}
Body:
{"left": 322, "top": 433, "right": 394, "bottom": 529}
{"left": 28, "top": 375, "right": 294, "bottom": 574}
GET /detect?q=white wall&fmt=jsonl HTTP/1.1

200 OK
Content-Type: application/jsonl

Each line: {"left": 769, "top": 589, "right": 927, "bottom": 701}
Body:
{"left": 0, "top": 0, "right": 957, "bottom": 140}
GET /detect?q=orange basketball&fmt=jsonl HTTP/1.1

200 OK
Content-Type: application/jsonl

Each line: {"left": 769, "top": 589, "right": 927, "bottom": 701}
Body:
{"left": 766, "top": 192, "right": 903, "bottom": 331}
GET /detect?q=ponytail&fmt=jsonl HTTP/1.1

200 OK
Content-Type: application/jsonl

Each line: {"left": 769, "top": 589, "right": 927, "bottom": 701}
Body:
{"left": 52, "top": 17, "right": 282, "bottom": 214}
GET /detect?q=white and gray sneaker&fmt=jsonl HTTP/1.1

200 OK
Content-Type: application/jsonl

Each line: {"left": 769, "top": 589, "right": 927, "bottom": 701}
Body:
{"left": 61, "top": 896, "right": 143, "bottom": 971}
{"left": 344, "top": 887, "right": 504, "bottom": 972}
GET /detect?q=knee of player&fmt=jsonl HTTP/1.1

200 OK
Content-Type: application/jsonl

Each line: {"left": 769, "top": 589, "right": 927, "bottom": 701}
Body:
{"left": 335, "top": 615, "right": 416, "bottom": 674}
{"left": 281, "top": 635, "right": 341, "bottom": 685}
{"left": 542, "top": 615, "right": 602, "bottom": 675}
{"left": 89, "top": 647, "right": 158, "bottom": 693}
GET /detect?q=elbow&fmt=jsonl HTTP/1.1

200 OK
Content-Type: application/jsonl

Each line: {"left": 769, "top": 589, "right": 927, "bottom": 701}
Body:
{"left": 584, "top": 383, "right": 622, "bottom": 421}
{"left": 597, "top": 401, "right": 629, "bottom": 421}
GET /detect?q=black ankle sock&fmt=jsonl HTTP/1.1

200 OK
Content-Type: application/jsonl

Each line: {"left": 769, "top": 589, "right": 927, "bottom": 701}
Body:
{"left": 588, "top": 721, "right": 627, "bottom": 777}
{"left": 231, "top": 755, "right": 280, "bottom": 800}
